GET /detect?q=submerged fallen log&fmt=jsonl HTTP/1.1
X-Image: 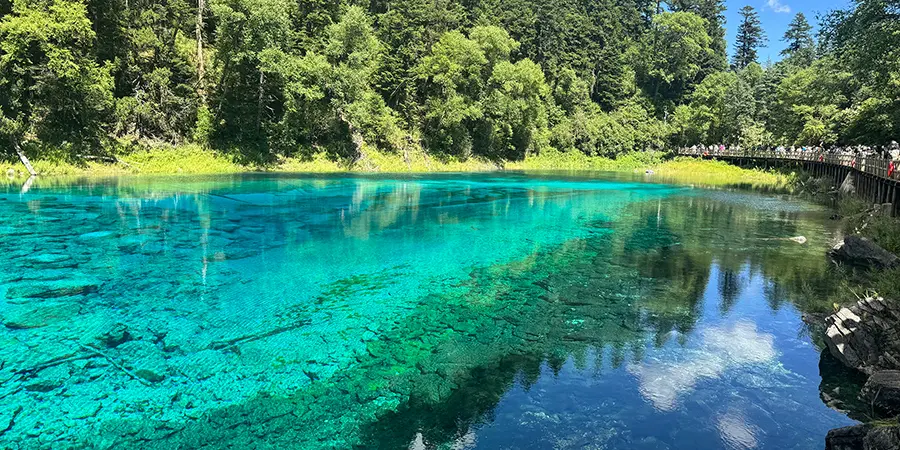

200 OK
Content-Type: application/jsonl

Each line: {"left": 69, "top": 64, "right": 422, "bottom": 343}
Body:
{"left": 759, "top": 236, "right": 807, "bottom": 244}
{"left": 10, "top": 343, "right": 152, "bottom": 387}
{"left": 208, "top": 319, "right": 311, "bottom": 351}
{"left": 76, "top": 343, "right": 151, "bottom": 386}
{"left": 13, "top": 351, "right": 90, "bottom": 380}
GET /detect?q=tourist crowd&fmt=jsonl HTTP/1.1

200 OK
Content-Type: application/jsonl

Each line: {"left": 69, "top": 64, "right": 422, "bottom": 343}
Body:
{"left": 679, "top": 141, "right": 900, "bottom": 178}
{"left": 682, "top": 141, "right": 900, "bottom": 160}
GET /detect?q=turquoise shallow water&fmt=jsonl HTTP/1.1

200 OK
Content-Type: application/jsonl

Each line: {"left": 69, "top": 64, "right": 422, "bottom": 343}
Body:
{"left": 0, "top": 172, "right": 855, "bottom": 449}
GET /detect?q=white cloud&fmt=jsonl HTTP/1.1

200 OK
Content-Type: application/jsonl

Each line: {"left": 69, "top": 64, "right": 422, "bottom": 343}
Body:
{"left": 766, "top": 0, "right": 791, "bottom": 14}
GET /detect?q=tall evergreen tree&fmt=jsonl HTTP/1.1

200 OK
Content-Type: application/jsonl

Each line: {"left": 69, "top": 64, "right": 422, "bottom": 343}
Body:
{"left": 731, "top": 5, "right": 765, "bottom": 70}
{"left": 781, "top": 12, "right": 814, "bottom": 65}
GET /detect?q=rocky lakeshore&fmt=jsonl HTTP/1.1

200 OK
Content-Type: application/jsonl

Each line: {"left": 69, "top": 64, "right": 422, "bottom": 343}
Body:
{"left": 823, "top": 236, "right": 900, "bottom": 450}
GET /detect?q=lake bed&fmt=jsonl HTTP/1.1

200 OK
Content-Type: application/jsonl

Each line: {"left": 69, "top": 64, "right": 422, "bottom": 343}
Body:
{"left": 0, "top": 173, "right": 856, "bottom": 449}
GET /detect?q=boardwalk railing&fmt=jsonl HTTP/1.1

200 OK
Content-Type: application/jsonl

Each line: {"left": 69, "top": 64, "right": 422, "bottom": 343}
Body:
{"left": 677, "top": 147, "right": 900, "bottom": 215}
{"left": 676, "top": 148, "right": 899, "bottom": 182}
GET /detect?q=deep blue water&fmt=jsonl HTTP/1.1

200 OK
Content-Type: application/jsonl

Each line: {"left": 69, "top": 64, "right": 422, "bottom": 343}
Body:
{"left": 0, "top": 172, "right": 855, "bottom": 449}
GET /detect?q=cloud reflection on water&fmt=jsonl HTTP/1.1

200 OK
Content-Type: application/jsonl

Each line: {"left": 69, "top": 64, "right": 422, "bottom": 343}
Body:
{"left": 718, "top": 408, "right": 761, "bottom": 449}
{"left": 628, "top": 321, "right": 777, "bottom": 412}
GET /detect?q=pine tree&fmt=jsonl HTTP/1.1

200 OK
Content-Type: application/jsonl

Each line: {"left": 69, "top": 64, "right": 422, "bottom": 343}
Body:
{"left": 731, "top": 5, "right": 766, "bottom": 70}
{"left": 781, "top": 12, "right": 814, "bottom": 65}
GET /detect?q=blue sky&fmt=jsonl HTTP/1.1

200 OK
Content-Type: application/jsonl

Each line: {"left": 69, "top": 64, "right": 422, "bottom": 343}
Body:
{"left": 723, "top": 0, "right": 852, "bottom": 62}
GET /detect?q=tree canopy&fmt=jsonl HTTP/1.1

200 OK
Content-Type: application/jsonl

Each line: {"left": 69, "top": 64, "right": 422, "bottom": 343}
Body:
{"left": 0, "top": 0, "right": 897, "bottom": 165}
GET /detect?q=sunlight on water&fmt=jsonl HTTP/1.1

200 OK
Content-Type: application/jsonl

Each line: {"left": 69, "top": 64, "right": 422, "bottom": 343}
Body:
{"left": 0, "top": 173, "right": 854, "bottom": 449}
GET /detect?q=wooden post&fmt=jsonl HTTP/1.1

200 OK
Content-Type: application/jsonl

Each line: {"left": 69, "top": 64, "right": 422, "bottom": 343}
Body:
{"left": 863, "top": 175, "right": 868, "bottom": 201}
{"left": 871, "top": 176, "right": 877, "bottom": 204}
{"left": 893, "top": 184, "right": 899, "bottom": 217}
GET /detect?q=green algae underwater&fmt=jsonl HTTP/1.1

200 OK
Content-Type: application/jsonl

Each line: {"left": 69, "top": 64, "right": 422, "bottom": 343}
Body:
{"left": 0, "top": 172, "right": 858, "bottom": 449}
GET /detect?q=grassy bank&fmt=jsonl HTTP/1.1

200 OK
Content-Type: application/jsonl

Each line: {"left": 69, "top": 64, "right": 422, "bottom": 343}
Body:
{"left": 3, "top": 145, "right": 791, "bottom": 190}
{"left": 648, "top": 158, "right": 793, "bottom": 189}
{"left": 0, "top": 145, "right": 510, "bottom": 177}
{"left": 824, "top": 195, "right": 900, "bottom": 302}
{"left": 4, "top": 145, "right": 651, "bottom": 176}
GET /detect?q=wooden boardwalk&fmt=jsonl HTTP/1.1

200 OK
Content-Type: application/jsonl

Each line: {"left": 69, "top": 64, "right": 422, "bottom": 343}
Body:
{"left": 676, "top": 148, "right": 900, "bottom": 216}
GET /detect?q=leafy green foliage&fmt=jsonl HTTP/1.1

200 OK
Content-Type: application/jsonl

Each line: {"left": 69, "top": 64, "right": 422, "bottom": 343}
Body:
{"left": 208, "top": 0, "right": 293, "bottom": 153}
{"left": 0, "top": 0, "right": 896, "bottom": 167}
{"left": 261, "top": 6, "right": 403, "bottom": 158}
{"left": 0, "top": 0, "right": 113, "bottom": 152}
{"left": 417, "top": 29, "right": 490, "bottom": 156}
{"left": 104, "top": 0, "right": 199, "bottom": 144}
{"left": 637, "top": 11, "right": 712, "bottom": 111}
{"left": 772, "top": 58, "right": 854, "bottom": 145}
{"left": 668, "top": 0, "right": 727, "bottom": 77}
{"left": 482, "top": 59, "right": 550, "bottom": 159}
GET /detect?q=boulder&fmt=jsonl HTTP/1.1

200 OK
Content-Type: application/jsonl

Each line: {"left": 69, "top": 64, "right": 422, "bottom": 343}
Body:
{"left": 824, "top": 297, "right": 900, "bottom": 376}
{"left": 97, "top": 323, "right": 134, "bottom": 349}
{"left": 826, "top": 424, "right": 871, "bottom": 450}
{"left": 1, "top": 302, "right": 82, "bottom": 329}
{"left": 865, "top": 426, "right": 900, "bottom": 450}
{"left": 830, "top": 236, "right": 900, "bottom": 270}
{"left": 861, "top": 371, "right": 900, "bottom": 416}
{"left": 23, "top": 364, "right": 70, "bottom": 393}
{"left": 5, "top": 279, "right": 99, "bottom": 300}
{"left": 116, "top": 341, "right": 169, "bottom": 383}
{"left": 840, "top": 173, "right": 856, "bottom": 196}
{"left": 826, "top": 424, "right": 900, "bottom": 450}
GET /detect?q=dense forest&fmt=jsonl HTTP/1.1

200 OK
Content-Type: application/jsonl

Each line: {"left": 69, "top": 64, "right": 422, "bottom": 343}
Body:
{"left": 0, "top": 0, "right": 897, "bottom": 165}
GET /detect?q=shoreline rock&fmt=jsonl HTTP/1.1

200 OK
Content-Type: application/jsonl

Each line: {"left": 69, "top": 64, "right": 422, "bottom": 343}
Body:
{"left": 861, "top": 371, "right": 900, "bottom": 417}
{"left": 823, "top": 297, "right": 900, "bottom": 376}
{"left": 826, "top": 424, "right": 900, "bottom": 450}
{"left": 829, "top": 235, "right": 900, "bottom": 270}
{"left": 821, "top": 297, "right": 900, "bottom": 450}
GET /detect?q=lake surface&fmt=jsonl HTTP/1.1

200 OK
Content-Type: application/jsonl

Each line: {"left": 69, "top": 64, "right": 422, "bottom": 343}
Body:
{"left": 0, "top": 173, "right": 856, "bottom": 449}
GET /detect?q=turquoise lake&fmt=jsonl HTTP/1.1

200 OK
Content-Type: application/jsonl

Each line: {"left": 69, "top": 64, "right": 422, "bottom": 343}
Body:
{"left": 0, "top": 172, "right": 858, "bottom": 449}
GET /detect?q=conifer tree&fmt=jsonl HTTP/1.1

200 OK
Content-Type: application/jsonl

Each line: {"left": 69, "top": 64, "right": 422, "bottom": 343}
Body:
{"left": 731, "top": 5, "right": 766, "bottom": 70}
{"left": 781, "top": 12, "right": 814, "bottom": 65}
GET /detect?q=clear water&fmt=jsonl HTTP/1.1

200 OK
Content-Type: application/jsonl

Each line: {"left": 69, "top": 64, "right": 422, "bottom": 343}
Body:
{"left": 0, "top": 173, "right": 855, "bottom": 449}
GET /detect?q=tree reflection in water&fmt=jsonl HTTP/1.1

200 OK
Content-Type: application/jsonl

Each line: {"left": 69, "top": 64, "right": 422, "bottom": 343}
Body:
{"left": 0, "top": 174, "right": 856, "bottom": 449}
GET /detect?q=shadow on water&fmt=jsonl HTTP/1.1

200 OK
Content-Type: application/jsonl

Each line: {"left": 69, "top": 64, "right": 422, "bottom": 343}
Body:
{"left": 818, "top": 351, "right": 871, "bottom": 422}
